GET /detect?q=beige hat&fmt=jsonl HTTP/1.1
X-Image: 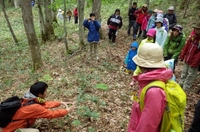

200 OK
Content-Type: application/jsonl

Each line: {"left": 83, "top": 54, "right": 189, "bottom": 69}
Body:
{"left": 143, "top": 4, "right": 148, "bottom": 7}
{"left": 193, "top": 22, "right": 200, "bottom": 29}
{"left": 133, "top": 43, "right": 166, "bottom": 68}
{"left": 168, "top": 6, "right": 174, "bottom": 11}
{"left": 153, "top": 9, "right": 158, "bottom": 12}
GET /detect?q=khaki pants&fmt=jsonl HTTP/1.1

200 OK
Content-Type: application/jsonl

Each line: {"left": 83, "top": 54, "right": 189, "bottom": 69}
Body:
{"left": 179, "top": 62, "right": 198, "bottom": 90}
{"left": 89, "top": 42, "right": 98, "bottom": 56}
{"left": 15, "top": 128, "right": 39, "bottom": 132}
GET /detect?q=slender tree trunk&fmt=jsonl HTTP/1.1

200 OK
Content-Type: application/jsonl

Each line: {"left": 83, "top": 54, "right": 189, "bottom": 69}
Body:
{"left": 14, "top": 0, "right": 20, "bottom": 8}
{"left": 183, "top": 0, "right": 190, "bottom": 18}
{"left": 129, "top": 0, "right": 133, "bottom": 8}
{"left": 37, "top": 0, "right": 47, "bottom": 43}
{"left": 78, "top": 0, "right": 85, "bottom": 48}
{"left": 1, "top": 0, "right": 18, "bottom": 45}
{"left": 63, "top": 0, "right": 69, "bottom": 52}
{"left": 180, "top": 0, "right": 187, "bottom": 10}
{"left": 145, "top": 0, "right": 149, "bottom": 8}
{"left": 92, "top": 0, "right": 103, "bottom": 39}
{"left": 20, "top": 0, "right": 43, "bottom": 71}
{"left": 173, "top": 0, "right": 178, "bottom": 12}
{"left": 44, "top": 0, "right": 54, "bottom": 40}
{"left": 51, "top": 0, "right": 57, "bottom": 23}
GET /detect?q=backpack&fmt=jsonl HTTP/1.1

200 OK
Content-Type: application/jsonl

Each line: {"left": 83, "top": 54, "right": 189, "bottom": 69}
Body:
{"left": 140, "top": 80, "right": 186, "bottom": 132}
{"left": 0, "top": 96, "right": 36, "bottom": 127}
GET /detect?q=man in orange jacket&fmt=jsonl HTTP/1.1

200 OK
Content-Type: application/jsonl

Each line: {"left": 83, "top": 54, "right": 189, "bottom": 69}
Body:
{"left": 1, "top": 81, "right": 75, "bottom": 132}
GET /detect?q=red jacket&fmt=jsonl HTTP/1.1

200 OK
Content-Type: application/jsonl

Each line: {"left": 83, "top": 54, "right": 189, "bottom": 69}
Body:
{"left": 134, "top": 9, "right": 148, "bottom": 24}
{"left": 180, "top": 31, "right": 200, "bottom": 67}
{"left": 73, "top": 8, "right": 78, "bottom": 17}
{"left": 2, "top": 100, "right": 68, "bottom": 132}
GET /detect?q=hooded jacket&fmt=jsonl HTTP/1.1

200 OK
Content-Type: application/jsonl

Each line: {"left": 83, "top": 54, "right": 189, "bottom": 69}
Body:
{"left": 128, "top": 7, "right": 138, "bottom": 21}
{"left": 146, "top": 15, "right": 156, "bottom": 31}
{"left": 134, "top": 9, "right": 148, "bottom": 24}
{"left": 180, "top": 31, "right": 200, "bottom": 67}
{"left": 73, "top": 8, "right": 78, "bottom": 17}
{"left": 164, "top": 32, "right": 186, "bottom": 59}
{"left": 141, "top": 15, "right": 151, "bottom": 30}
{"left": 124, "top": 42, "right": 138, "bottom": 71}
{"left": 107, "top": 10, "right": 123, "bottom": 30}
{"left": 2, "top": 91, "right": 68, "bottom": 132}
{"left": 128, "top": 68, "right": 173, "bottom": 132}
{"left": 155, "top": 27, "right": 168, "bottom": 48}
{"left": 83, "top": 19, "right": 100, "bottom": 42}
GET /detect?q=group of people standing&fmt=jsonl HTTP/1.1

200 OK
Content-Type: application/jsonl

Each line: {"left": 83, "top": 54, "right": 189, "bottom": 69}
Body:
{"left": 123, "top": 2, "right": 200, "bottom": 132}
{"left": 56, "top": 7, "right": 78, "bottom": 24}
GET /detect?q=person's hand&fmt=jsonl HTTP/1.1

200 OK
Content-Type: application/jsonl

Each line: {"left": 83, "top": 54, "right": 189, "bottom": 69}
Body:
{"left": 66, "top": 103, "right": 76, "bottom": 113}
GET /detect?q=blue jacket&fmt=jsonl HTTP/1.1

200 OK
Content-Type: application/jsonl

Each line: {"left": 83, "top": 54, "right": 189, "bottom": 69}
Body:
{"left": 124, "top": 42, "right": 138, "bottom": 71}
{"left": 83, "top": 20, "right": 100, "bottom": 42}
{"left": 146, "top": 15, "right": 156, "bottom": 31}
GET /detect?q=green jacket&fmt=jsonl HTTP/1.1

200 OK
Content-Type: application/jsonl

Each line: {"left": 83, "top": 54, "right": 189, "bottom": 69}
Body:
{"left": 164, "top": 32, "right": 186, "bottom": 59}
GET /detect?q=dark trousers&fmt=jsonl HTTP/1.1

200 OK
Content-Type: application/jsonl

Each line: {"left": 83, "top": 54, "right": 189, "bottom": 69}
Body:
{"left": 164, "top": 54, "right": 178, "bottom": 72}
{"left": 188, "top": 100, "right": 200, "bottom": 132}
{"left": 127, "top": 20, "right": 136, "bottom": 35}
{"left": 108, "top": 28, "right": 117, "bottom": 43}
{"left": 133, "top": 22, "right": 142, "bottom": 38}
{"left": 74, "top": 16, "right": 78, "bottom": 24}
{"left": 142, "top": 30, "right": 147, "bottom": 39}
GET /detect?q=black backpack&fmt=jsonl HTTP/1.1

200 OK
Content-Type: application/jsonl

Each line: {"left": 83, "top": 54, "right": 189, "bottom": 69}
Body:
{"left": 0, "top": 96, "right": 36, "bottom": 127}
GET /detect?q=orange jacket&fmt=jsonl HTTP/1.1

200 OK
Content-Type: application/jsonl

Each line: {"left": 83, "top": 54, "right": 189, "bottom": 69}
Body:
{"left": 1, "top": 100, "right": 68, "bottom": 132}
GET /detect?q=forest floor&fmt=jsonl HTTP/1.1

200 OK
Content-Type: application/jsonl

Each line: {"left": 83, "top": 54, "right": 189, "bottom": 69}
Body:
{"left": 1, "top": 9, "right": 200, "bottom": 132}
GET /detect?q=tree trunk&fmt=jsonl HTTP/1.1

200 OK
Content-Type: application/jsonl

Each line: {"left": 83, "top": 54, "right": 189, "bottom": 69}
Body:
{"left": 180, "top": 0, "right": 187, "bottom": 10}
{"left": 44, "top": 0, "right": 54, "bottom": 40}
{"left": 129, "top": 0, "right": 133, "bottom": 8}
{"left": 20, "top": 0, "right": 43, "bottom": 71}
{"left": 183, "top": 0, "right": 190, "bottom": 18}
{"left": 145, "top": 0, "right": 149, "bottom": 8}
{"left": 51, "top": 0, "right": 57, "bottom": 23}
{"left": 173, "top": 0, "right": 178, "bottom": 12}
{"left": 78, "top": 0, "right": 85, "bottom": 48}
{"left": 14, "top": 0, "right": 20, "bottom": 8}
{"left": 63, "top": 0, "right": 69, "bottom": 52}
{"left": 92, "top": 0, "right": 103, "bottom": 39}
{"left": 37, "top": 0, "right": 47, "bottom": 43}
{"left": 1, "top": 0, "right": 18, "bottom": 45}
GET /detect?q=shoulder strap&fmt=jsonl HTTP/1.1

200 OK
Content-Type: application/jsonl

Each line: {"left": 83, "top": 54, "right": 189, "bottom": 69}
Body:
{"left": 140, "top": 80, "right": 165, "bottom": 111}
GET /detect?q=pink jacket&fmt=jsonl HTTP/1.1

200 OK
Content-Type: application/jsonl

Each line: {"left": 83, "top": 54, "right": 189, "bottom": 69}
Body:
{"left": 128, "top": 68, "right": 173, "bottom": 132}
{"left": 141, "top": 15, "right": 150, "bottom": 31}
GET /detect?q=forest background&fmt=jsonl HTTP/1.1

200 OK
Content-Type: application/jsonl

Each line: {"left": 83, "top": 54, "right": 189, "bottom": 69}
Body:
{"left": 0, "top": 0, "right": 200, "bottom": 131}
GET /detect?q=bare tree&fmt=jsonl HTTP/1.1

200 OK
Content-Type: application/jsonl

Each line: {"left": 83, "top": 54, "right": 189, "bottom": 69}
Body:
{"left": 14, "top": 0, "right": 20, "bottom": 8}
{"left": 129, "top": 0, "right": 133, "bottom": 8}
{"left": 183, "top": 0, "right": 190, "bottom": 18}
{"left": 1, "top": 0, "right": 18, "bottom": 45}
{"left": 78, "top": 0, "right": 85, "bottom": 48}
{"left": 51, "top": 0, "right": 57, "bottom": 23}
{"left": 44, "top": 0, "right": 55, "bottom": 40}
{"left": 37, "top": 0, "right": 47, "bottom": 43}
{"left": 92, "top": 0, "right": 103, "bottom": 39}
{"left": 63, "top": 0, "right": 69, "bottom": 52}
{"left": 20, "top": 0, "right": 43, "bottom": 71}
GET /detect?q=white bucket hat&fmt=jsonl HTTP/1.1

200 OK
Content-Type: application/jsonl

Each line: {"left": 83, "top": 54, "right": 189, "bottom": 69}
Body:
{"left": 133, "top": 43, "right": 166, "bottom": 68}
{"left": 58, "top": 9, "right": 62, "bottom": 12}
{"left": 155, "top": 17, "right": 163, "bottom": 23}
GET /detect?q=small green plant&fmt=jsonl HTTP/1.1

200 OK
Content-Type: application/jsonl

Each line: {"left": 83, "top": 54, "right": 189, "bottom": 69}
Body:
{"left": 95, "top": 83, "right": 108, "bottom": 91}
{"left": 71, "top": 119, "right": 81, "bottom": 127}
{"left": 77, "top": 106, "right": 100, "bottom": 120}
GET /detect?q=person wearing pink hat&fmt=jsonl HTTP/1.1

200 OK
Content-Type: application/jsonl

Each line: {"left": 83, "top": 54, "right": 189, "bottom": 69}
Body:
{"left": 139, "top": 28, "right": 156, "bottom": 49}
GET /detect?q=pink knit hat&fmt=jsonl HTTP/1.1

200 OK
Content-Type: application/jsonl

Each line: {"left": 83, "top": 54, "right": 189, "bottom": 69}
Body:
{"left": 147, "top": 28, "right": 156, "bottom": 37}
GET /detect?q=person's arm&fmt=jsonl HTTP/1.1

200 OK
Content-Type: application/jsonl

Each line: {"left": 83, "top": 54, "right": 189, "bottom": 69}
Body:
{"left": 128, "top": 8, "right": 131, "bottom": 16}
{"left": 93, "top": 20, "right": 101, "bottom": 31}
{"left": 179, "top": 37, "right": 190, "bottom": 60}
{"left": 119, "top": 17, "right": 123, "bottom": 29}
{"left": 42, "top": 101, "right": 61, "bottom": 109}
{"left": 107, "top": 15, "right": 112, "bottom": 25}
{"left": 163, "top": 35, "right": 170, "bottom": 57}
{"left": 172, "top": 34, "right": 186, "bottom": 59}
{"left": 83, "top": 19, "right": 89, "bottom": 29}
{"left": 161, "top": 30, "right": 168, "bottom": 48}
{"left": 136, "top": 88, "right": 166, "bottom": 132}
{"left": 124, "top": 52, "right": 129, "bottom": 65}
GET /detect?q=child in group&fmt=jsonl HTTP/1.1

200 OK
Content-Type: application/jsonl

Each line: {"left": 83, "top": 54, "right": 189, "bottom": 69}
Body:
{"left": 83, "top": 13, "right": 101, "bottom": 59}
{"left": 179, "top": 22, "right": 200, "bottom": 90}
{"left": 164, "top": 25, "right": 186, "bottom": 72}
{"left": 124, "top": 41, "right": 138, "bottom": 74}
{"left": 155, "top": 17, "right": 168, "bottom": 48}
{"left": 141, "top": 10, "right": 153, "bottom": 39}
{"left": 146, "top": 9, "right": 158, "bottom": 32}
{"left": 66, "top": 9, "right": 72, "bottom": 22}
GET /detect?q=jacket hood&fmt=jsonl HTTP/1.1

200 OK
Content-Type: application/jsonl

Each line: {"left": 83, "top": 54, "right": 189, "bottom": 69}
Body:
{"left": 23, "top": 91, "right": 37, "bottom": 100}
{"left": 130, "top": 42, "right": 139, "bottom": 49}
{"left": 134, "top": 68, "right": 173, "bottom": 89}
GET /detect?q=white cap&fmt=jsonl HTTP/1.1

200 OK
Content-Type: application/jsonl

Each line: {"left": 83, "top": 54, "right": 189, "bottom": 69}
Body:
{"left": 58, "top": 9, "right": 62, "bottom": 12}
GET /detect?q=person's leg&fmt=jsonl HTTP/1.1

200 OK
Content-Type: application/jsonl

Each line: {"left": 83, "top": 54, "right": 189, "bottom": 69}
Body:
{"left": 183, "top": 66, "right": 198, "bottom": 90}
{"left": 127, "top": 21, "right": 134, "bottom": 35}
{"left": 108, "top": 28, "right": 112, "bottom": 41}
{"left": 133, "top": 22, "right": 139, "bottom": 39}
{"left": 137, "top": 24, "right": 142, "bottom": 38}
{"left": 90, "top": 42, "right": 93, "bottom": 54}
{"left": 94, "top": 42, "right": 97, "bottom": 55}
{"left": 15, "top": 128, "right": 39, "bottom": 132}
{"left": 179, "top": 62, "right": 189, "bottom": 88}
{"left": 112, "top": 29, "right": 117, "bottom": 43}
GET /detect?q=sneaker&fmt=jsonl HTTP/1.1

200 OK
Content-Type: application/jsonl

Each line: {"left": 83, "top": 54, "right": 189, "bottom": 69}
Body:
{"left": 133, "top": 34, "right": 137, "bottom": 40}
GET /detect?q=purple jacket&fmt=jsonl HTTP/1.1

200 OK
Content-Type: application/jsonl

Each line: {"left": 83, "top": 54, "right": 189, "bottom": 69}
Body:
{"left": 128, "top": 68, "right": 173, "bottom": 132}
